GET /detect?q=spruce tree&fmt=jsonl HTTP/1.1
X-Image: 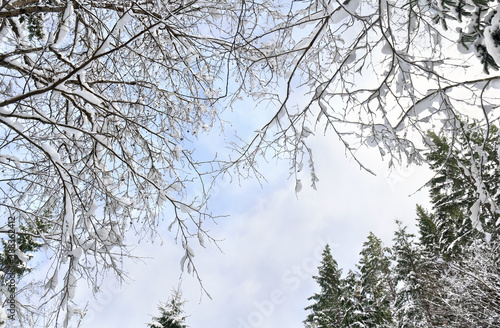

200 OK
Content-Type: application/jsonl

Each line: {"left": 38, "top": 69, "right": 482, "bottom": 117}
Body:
{"left": 302, "top": 123, "right": 500, "bottom": 327}
{"left": 340, "top": 270, "right": 364, "bottom": 328}
{"left": 392, "top": 222, "right": 436, "bottom": 328}
{"left": 357, "top": 232, "right": 393, "bottom": 328}
{"left": 414, "top": 123, "right": 500, "bottom": 327}
{"left": 148, "top": 289, "right": 187, "bottom": 328}
{"left": 415, "top": 206, "right": 440, "bottom": 255}
{"left": 0, "top": 217, "right": 48, "bottom": 282}
{"left": 424, "top": 123, "right": 500, "bottom": 254}
{"left": 304, "top": 244, "right": 344, "bottom": 328}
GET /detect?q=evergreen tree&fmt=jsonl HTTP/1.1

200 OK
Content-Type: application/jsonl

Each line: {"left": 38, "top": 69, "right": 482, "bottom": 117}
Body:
{"left": 304, "top": 244, "right": 344, "bottom": 328}
{"left": 415, "top": 206, "right": 439, "bottom": 254}
{"left": 302, "top": 124, "right": 500, "bottom": 328}
{"left": 340, "top": 270, "right": 364, "bottom": 328}
{"left": 357, "top": 233, "right": 394, "bottom": 328}
{"left": 415, "top": 123, "right": 500, "bottom": 327}
{"left": 416, "top": 205, "right": 464, "bottom": 259}
{"left": 392, "top": 222, "right": 435, "bottom": 328}
{"left": 148, "top": 289, "right": 187, "bottom": 328}
{"left": 424, "top": 123, "right": 500, "bottom": 254}
{"left": 0, "top": 217, "right": 48, "bottom": 283}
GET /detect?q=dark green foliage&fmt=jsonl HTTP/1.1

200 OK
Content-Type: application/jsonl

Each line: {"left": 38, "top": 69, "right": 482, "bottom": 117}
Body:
{"left": 422, "top": 123, "right": 500, "bottom": 255}
{"left": 357, "top": 233, "right": 394, "bottom": 328}
{"left": 425, "top": 0, "right": 500, "bottom": 72}
{"left": 15, "top": 0, "right": 57, "bottom": 39}
{"left": 412, "top": 123, "right": 500, "bottom": 327}
{"left": 492, "top": 27, "right": 500, "bottom": 45}
{"left": 20, "top": 14, "right": 45, "bottom": 40}
{"left": 304, "top": 245, "right": 344, "bottom": 328}
{"left": 304, "top": 122, "right": 500, "bottom": 328}
{"left": 415, "top": 206, "right": 439, "bottom": 253}
{"left": 392, "top": 222, "right": 440, "bottom": 328}
{"left": 340, "top": 270, "right": 364, "bottom": 327}
{"left": 393, "top": 221, "right": 465, "bottom": 328}
{"left": 458, "top": 32, "right": 475, "bottom": 50}
{"left": 148, "top": 289, "right": 187, "bottom": 328}
{"left": 455, "top": 0, "right": 473, "bottom": 22}
{"left": 304, "top": 237, "right": 394, "bottom": 328}
{"left": 416, "top": 204, "right": 466, "bottom": 258}
{"left": 0, "top": 217, "right": 48, "bottom": 279}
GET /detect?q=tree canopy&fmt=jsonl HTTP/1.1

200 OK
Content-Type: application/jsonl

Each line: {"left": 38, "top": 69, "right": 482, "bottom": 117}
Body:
{"left": 304, "top": 244, "right": 344, "bottom": 328}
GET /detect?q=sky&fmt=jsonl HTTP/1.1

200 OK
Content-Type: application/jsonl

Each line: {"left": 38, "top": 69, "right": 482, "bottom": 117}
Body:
{"left": 27, "top": 12, "right": 438, "bottom": 326}
{"left": 79, "top": 129, "right": 433, "bottom": 328}
{"left": 39, "top": 2, "right": 432, "bottom": 324}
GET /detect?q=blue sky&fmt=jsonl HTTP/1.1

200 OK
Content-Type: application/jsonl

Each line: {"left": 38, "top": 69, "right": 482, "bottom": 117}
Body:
{"left": 79, "top": 130, "right": 432, "bottom": 328}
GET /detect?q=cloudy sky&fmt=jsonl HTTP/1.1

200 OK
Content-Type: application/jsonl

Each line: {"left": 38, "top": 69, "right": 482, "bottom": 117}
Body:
{"left": 73, "top": 2, "right": 435, "bottom": 326}
{"left": 79, "top": 126, "right": 433, "bottom": 327}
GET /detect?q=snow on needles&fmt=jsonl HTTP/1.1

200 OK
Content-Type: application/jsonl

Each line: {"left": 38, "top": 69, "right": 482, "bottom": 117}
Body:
{"left": 484, "top": 7, "right": 500, "bottom": 66}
